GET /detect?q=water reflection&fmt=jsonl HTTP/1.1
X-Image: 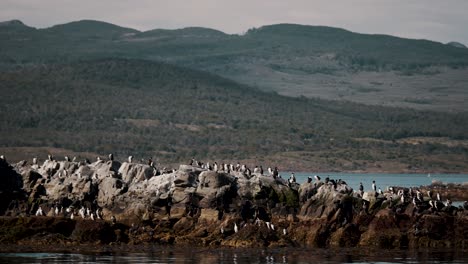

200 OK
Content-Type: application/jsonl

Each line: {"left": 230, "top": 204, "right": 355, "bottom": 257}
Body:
{"left": 0, "top": 247, "right": 467, "bottom": 264}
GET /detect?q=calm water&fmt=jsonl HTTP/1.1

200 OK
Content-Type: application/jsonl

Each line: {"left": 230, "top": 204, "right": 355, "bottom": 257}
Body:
{"left": 283, "top": 172, "right": 468, "bottom": 194}
{"left": 1, "top": 247, "right": 467, "bottom": 264}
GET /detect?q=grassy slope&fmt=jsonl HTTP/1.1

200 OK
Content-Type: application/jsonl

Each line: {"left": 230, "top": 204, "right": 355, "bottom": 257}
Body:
{"left": 0, "top": 59, "right": 467, "bottom": 172}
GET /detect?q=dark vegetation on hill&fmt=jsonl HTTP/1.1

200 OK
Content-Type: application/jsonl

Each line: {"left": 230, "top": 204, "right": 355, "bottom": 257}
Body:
{"left": 2, "top": 20, "right": 468, "bottom": 71}
{"left": 0, "top": 59, "right": 467, "bottom": 171}
{"left": 1, "top": 20, "right": 468, "bottom": 171}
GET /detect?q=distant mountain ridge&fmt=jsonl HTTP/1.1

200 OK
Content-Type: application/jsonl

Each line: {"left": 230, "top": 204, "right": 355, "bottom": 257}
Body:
{"left": 0, "top": 19, "right": 28, "bottom": 27}
{"left": 446, "top": 41, "right": 467, "bottom": 49}
{"left": 1, "top": 19, "right": 468, "bottom": 112}
{"left": 3, "top": 19, "right": 467, "bottom": 64}
{"left": 44, "top": 19, "right": 139, "bottom": 38}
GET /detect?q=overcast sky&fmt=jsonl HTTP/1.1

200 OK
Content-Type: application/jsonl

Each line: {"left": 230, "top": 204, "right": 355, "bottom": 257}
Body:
{"left": 1, "top": 0, "right": 468, "bottom": 45}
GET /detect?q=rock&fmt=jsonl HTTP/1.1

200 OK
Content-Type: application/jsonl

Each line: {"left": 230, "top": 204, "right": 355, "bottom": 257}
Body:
{"left": 119, "top": 162, "right": 154, "bottom": 183}
{"left": 97, "top": 177, "right": 127, "bottom": 208}
{"left": 71, "top": 220, "right": 117, "bottom": 243}
{"left": 196, "top": 171, "right": 236, "bottom": 209}
{"left": 20, "top": 169, "right": 43, "bottom": 193}
{"left": 358, "top": 209, "right": 402, "bottom": 248}
{"left": 38, "top": 160, "right": 61, "bottom": 178}
{"left": 0, "top": 159, "right": 24, "bottom": 193}
{"left": 91, "top": 160, "right": 121, "bottom": 180}
{"left": 0, "top": 159, "right": 25, "bottom": 215}
{"left": 1, "top": 156, "right": 468, "bottom": 249}
{"left": 198, "top": 208, "right": 220, "bottom": 223}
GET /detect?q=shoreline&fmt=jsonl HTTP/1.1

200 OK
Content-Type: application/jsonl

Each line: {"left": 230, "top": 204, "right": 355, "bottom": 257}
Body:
{"left": 0, "top": 157, "right": 467, "bottom": 250}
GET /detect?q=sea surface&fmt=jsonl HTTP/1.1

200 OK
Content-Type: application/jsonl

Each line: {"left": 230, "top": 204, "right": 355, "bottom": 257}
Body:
{"left": 0, "top": 247, "right": 467, "bottom": 264}
{"left": 283, "top": 172, "right": 468, "bottom": 194}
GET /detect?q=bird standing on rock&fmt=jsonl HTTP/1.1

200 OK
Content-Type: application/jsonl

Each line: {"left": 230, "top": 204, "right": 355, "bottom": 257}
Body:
{"left": 35, "top": 207, "right": 43, "bottom": 216}
{"left": 289, "top": 173, "right": 296, "bottom": 183}
{"left": 79, "top": 207, "right": 85, "bottom": 219}
{"left": 96, "top": 209, "right": 102, "bottom": 220}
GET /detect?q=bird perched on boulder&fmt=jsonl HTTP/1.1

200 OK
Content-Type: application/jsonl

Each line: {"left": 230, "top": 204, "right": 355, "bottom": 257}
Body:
{"left": 35, "top": 206, "right": 44, "bottom": 216}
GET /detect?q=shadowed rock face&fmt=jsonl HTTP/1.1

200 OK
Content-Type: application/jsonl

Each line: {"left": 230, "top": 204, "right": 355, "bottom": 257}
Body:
{"left": 0, "top": 157, "right": 467, "bottom": 249}
{"left": 0, "top": 159, "right": 25, "bottom": 216}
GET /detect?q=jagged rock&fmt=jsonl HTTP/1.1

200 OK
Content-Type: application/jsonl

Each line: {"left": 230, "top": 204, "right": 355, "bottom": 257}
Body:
{"left": 173, "top": 170, "right": 197, "bottom": 188}
{"left": 119, "top": 162, "right": 154, "bottom": 183}
{"left": 0, "top": 159, "right": 23, "bottom": 193}
{"left": 38, "top": 160, "right": 61, "bottom": 178}
{"left": 299, "top": 184, "right": 346, "bottom": 220}
{"left": 0, "top": 159, "right": 25, "bottom": 215}
{"left": 97, "top": 177, "right": 127, "bottom": 208}
{"left": 299, "top": 182, "right": 319, "bottom": 202}
{"left": 19, "top": 169, "right": 43, "bottom": 193}
{"left": 196, "top": 171, "right": 236, "bottom": 209}
{"left": 91, "top": 160, "right": 121, "bottom": 180}
{"left": 45, "top": 173, "right": 97, "bottom": 202}
{"left": 1, "top": 156, "right": 467, "bottom": 249}
{"left": 358, "top": 209, "right": 402, "bottom": 248}
{"left": 74, "top": 164, "right": 94, "bottom": 179}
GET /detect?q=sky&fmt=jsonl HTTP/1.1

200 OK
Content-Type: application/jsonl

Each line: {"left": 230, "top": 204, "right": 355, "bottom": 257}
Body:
{"left": 1, "top": 0, "right": 468, "bottom": 45}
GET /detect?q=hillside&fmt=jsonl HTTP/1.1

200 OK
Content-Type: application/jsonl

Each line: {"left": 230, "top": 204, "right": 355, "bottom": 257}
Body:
{"left": 1, "top": 20, "right": 468, "bottom": 111}
{"left": 0, "top": 59, "right": 467, "bottom": 172}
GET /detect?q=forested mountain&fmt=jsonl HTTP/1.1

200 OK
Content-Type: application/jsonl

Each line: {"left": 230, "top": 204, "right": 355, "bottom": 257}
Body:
{"left": 1, "top": 20, "right": 468, "bottom": 111}
{"left": 0, "top": 59, "right": 467, "bottom": 172}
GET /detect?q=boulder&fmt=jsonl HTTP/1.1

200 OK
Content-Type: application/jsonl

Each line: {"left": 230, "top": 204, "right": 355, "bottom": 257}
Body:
{"left": 91, "top": 160, "right": 121, "bottom": 180}
{"left": 0, "top": 159, "right": 25, "bottom": 214}
{"left": 97, "top": 177, "right": 128, "bottom": 208}
{"left": 119, "top": 162, "right": 154, "bottom": 183}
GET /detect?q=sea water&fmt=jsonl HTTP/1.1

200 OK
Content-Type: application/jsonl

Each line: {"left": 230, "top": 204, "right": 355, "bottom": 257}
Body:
{"left": 282, "top": 172, "right": 467, "bottom": 194}
{"left": 0, "top": 247, "right": 467, "bottom": 263}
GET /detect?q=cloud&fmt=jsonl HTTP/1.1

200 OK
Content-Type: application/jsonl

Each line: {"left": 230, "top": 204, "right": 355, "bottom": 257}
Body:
{"left": 1, "top": 0, "right": 468, "bottom": 44}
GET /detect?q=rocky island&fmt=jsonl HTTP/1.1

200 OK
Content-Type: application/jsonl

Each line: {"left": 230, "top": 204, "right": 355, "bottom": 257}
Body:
{"left": 0, "top": 155, "right": 467, "bottom": 250}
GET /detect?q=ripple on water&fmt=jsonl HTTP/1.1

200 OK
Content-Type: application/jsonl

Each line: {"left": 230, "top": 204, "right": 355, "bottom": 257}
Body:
{"left": 0, "top": 247, "right": 467, "bottom": 264}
